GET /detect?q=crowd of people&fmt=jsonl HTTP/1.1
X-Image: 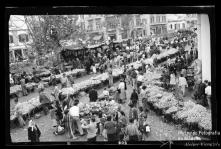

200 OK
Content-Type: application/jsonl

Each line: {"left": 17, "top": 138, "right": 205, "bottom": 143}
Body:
{"left": 11, "top": 29, "right": 211, "bottom": 143}
{"left": 159, "top": 34, "right": 211, "bottom": 109}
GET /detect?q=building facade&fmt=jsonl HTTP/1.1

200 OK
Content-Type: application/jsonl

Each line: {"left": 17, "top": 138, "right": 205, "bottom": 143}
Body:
{"left": 167, "top": 20, "right": 187, "bottom": 33}
{"left": 9, "top": 16, "right": 32, "bottom": 63}
{"left": 185, "top": 14, "right": 198, "bottom": 31}
{"left": 78, "top": 14, "right": 166, "bottom": 42}
{"left": 130, "top": 14, "right": 151, "bottom": 39}
{"left": 83, "top": 15, "right": 107, "bottom": 43}
{"left": 149, "top": 14, "right": 167, "bottom": 35}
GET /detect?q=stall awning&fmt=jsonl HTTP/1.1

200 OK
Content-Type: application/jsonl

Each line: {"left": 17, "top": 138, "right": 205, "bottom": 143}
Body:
{"left": 87, "top": 43, "right": 104, "bottom": 49}
{"left": 63, "top": 45, "right": 84, "bottom": 50}
{"left": 17, "top": 30, "right": 28, "bottom": 35}
{"left": 93, "top": 35, "right": 102, "bottom": 41}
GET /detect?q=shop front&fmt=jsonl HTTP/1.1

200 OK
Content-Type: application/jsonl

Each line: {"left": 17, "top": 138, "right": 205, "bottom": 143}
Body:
{"left": 9, "top": 45, "right": 30, "bottom": 63}
{"left": 150, "top": 24, "right": 167, "bottom": 35}
{"left": 107, "top": 29, "right": 117, "bottom": 41}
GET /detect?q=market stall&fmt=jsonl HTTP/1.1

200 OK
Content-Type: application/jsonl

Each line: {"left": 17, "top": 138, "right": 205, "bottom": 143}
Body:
{"left": 60, "top": 45, "right": 86, "bottom": 64}
{"left": 142, "top": 69, "right": 212, "bottom": 132}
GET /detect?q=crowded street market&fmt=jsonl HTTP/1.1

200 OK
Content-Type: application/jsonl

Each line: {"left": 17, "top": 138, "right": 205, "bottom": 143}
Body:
{"left": 9, "top": 14, "right": 212, "bottom": 144}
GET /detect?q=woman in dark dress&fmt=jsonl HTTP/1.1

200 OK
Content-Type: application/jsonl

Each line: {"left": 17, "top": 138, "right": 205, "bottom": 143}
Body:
{"left": 28, "top": 120, "right": 41, "bottom": 142}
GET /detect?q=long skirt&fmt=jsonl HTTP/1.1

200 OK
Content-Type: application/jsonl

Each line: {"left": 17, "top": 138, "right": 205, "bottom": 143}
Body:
{"left": 109, "top": 75, "right": 113, "bottom": 87}
{"left": 21, "top": 86, "right": 28, "bottom": 96}
{"left": 137, "top": 81, "right": 142, "bottom": 93}
{"left": 64, "top": 115, "right": 73, "bottom": 138}
{"left": 142, "top": 98, "right": 149, "bottom": 112}
{"left": 132, "top": 78, "right": 137, "bottom": 90}
{"left": 207, "top": 95, "right": 211, "bottom": 109}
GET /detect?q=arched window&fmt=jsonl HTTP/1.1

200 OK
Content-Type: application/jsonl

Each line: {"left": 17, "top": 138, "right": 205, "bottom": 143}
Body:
{"left": 170, "top": 24, "right": 173, "bottom": 29}
{"left": 182, "top": 23, "right": 185, "bottom": 29}
{"left": 18, "top": 34, "right": 29, "bottom": 43}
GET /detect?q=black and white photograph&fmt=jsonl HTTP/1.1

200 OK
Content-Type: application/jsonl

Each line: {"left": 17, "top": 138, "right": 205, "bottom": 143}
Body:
{"left": 5, "top": 6, "right": 217, "bottom": 146}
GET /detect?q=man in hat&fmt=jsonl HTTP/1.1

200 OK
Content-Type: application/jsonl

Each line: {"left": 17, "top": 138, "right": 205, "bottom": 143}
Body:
{"left": 20, "top": 76, "right": 28, "bottom": 96}
{"left": 60, "top": 73, "right": 68, "bottom": 88}
{"left": 89, "top": 88, "right": 98, "bottom": 102}
{"left": 131, "top": 66, "right": 138, "bottom": 90}
{"left": 137, "top": 71, "right": 144, "bottom": 94}
{"left": 130, "top": 89, "right": 139, "bottom": 108}
{"left": 108, "top": 65, "right": 113, "bottom": 87}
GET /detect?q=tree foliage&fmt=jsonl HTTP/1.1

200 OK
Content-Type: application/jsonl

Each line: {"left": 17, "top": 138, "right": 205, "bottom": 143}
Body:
{"left": 24, "top": 15, "right": 79, "bottom": 56}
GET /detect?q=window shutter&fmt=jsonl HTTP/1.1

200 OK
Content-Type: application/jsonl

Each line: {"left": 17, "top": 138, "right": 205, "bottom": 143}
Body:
{"left": 19, "top": 35, "right": 22, "bottom": 42}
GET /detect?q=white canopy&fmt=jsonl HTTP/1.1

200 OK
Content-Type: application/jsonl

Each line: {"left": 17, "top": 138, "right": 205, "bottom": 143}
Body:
{"left": 17, "top": 30, "right": 28, "bottom": 35}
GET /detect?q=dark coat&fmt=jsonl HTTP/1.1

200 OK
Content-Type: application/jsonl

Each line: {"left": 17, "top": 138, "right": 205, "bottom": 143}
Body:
{"left": 28, "top": 125, "right": 41, "bottom": 142}
{"left": 89, "top": 89, "right": 98, "bottom": 102}
{"left": 198, "top": 83, "right": 206, "bottom": 97}
{"left": 130, "top": 92, "right": 138, "bottom": 102}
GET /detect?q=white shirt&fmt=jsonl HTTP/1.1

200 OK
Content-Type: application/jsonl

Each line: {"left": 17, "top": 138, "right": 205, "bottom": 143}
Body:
{"left": 92, "top": 66, "right": 96, "bottom": 73}
{"left": 137, "top": 75, "right": 144, "bottom": 82}
{"left": 69, "top": 106, "right": 80, "bottom": 117}
{"left": 170, "top": 74, "right": 176, "bottom": 85}
{"left": 118, "top": 82, "right": 125, "bottom": 90}
{"left": 178, "top": 77, "right": 188, "bottom": 87}
{"left": 10, "top": 75, "right": 14, "bottom": 84}
{"left": 205, "top": 86, "right": 211, "bottom": 96}
{"left": 61, "top": 77, "right": 68, "bottom": 84}
{"left": 103, "top": 90, "right": 109, "bottom": 96}
{"left": 81, "top": 122, "right": 97, "bottom": 139}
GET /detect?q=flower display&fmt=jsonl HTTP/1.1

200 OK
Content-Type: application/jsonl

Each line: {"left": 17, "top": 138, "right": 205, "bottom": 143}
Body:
{"left": 61, "top": 87, "right": 76, "bottom": 95}
{"left": 10, "top": 85, "right": 22, "bottom": 94}
{"left": 165, "top": 106, "right": 179, "bottom": 114}
{"left": 185, "top": 105, "right": 208, "bottom": 123}
{"left": 198, "top": 112, "right": 212, "bottom": 131}
{"left": 156, "top": 48, "right": 178, "bottom": 60}
{"left": 79, "top": 100, "right": 119, "bottom": 117}
{"left": 28, "top": 96, "right": 41, "bottom": 107}
{"left": 26, "top": 83, "right": 37, "bottom": 90}
{"left": 144, "top": 69, "right": 211, "bottom": 131}
{"left": 154, "top": 94, "right": 177, "bottom": 110}
{"left": 55, "top": 69, "right": 85, "bottom": 79}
